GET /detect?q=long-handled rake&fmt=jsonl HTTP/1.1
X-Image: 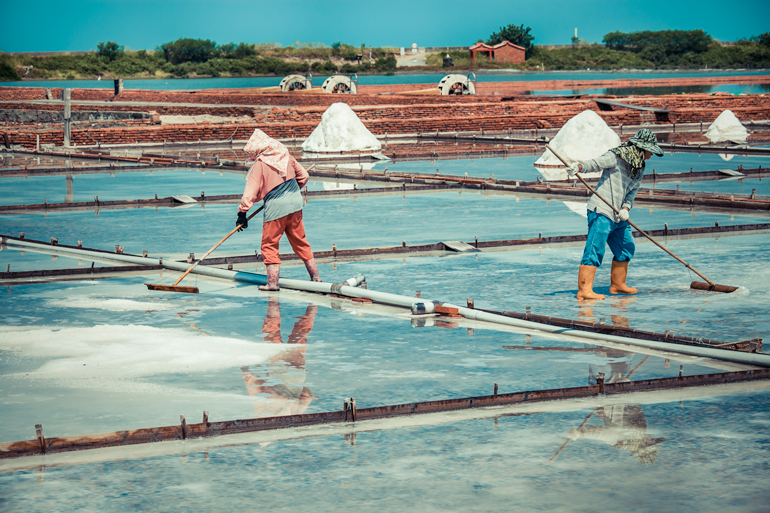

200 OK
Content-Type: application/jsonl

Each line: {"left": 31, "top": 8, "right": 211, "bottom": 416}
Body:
{"left": 545, "top": 144, "right": 738, "bottom": 293}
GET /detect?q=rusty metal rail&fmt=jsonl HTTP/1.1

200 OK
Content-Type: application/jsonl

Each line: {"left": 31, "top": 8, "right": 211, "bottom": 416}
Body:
{"left": 2, "top": 172, "right": 769, "bottom": 216}
{"left": 2, "top": 368, "right": 768, "bottom": 459}
{"left": 485, "top": 307, "right": 762, "bottom": 353}
{"left": 3, "top": 222, "right": 768, "bottom": 284}
{"left": 0, "top": 223, "right": 770, "bottom": 285}
{"left": 0, "top": 184, "right": 452, "bottom": 215}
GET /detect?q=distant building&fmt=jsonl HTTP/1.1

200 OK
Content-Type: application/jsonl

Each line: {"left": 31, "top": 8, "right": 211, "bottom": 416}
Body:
{"left": 469, "top": 41, "right": 526, "bottom": 64}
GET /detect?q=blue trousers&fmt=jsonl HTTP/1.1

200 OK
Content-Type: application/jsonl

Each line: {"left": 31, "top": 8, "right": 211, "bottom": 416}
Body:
{"left": 580, "top": 210, "right": 635, "bottom": 267}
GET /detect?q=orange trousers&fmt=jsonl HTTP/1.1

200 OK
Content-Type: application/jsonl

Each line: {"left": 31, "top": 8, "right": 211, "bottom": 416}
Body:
{"left": 261, "top": 210, "right": 314, "bottom": 265}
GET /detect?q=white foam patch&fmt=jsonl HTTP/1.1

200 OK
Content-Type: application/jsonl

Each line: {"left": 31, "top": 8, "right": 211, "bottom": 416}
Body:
{"left": 535, "top": 110, "right": 621, "bottom": 171}
{"left": 49, "top": 298, "right": 176, "bottom": 311}
{"left": 160, "top": 114, "right": 253, "bottom": 125}
{"left": 0, "top": 325, "right": 282, "bottom": 380}
{"left": 369, "top": 370, "right": 446, "bottom": 379}
{"left": 302, "top": 103, "right": 382, "bottom": 153}
{"left": 322, "top": 182, "right": 355, "bottom": 191}
{"left": 706, "top": 110, "right": 748, "bottom": 144}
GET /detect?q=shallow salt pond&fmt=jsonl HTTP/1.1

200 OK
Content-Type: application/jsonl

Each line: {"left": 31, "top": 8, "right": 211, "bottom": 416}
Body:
{"left": 1, "top": 153, "right": 769, "bottom": 510}
{"left": 1, "top": 389, "right": 768, "bottom": 512}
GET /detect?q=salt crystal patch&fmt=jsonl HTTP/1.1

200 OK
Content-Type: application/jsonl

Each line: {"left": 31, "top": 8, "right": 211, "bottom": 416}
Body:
{"left": 706, "top": 110, "right": 747, "bottom": 144}
{"left": 535, "top": 110, "right": 621, "bottom": 175}
{"left": 160, "top": 114, "right": 253, "bottom": 125}
{"left": 49, "top": 298, "right": 176, "bottom": 311}
{"left": 0, "top": 325, "right": 283, "bottom": 380}
{"left": 302, "top": 103, "right": 381, "bottom": 153}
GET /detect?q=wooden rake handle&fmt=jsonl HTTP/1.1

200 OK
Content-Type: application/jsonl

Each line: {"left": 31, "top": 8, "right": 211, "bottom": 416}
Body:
{"left": 544, "top": 144, "right": 715, "bottom": 287}
{"left": 171, "top": 205, "right": 263, "bottom": 287}
{"left": 171, "top": 164, "right": 316, "bottom": 287}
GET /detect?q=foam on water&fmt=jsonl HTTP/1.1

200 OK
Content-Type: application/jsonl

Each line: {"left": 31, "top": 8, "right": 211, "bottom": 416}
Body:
{"left": 48, "top": 298, "right": 176, "bottom": 311}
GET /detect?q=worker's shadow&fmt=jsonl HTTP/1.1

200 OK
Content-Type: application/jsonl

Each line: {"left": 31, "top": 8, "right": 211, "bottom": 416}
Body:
{"left": 240, "top": 298, "right": 318, "bottom": 417}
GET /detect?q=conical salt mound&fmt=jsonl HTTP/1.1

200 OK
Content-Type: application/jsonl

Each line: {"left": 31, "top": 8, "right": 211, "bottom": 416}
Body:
{"left": 302, "top": 103, "right": 382, "bottom": 153}
{"left": 706, "top": 110, "right": 747, "bottom": 144}
{"left": 535, "top": 110, "right": 620, "bottom": 167}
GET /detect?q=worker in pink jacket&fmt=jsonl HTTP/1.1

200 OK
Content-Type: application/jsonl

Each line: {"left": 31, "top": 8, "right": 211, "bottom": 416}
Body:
{"left": 237, "top": 129, "right": 321, "bottom": 291}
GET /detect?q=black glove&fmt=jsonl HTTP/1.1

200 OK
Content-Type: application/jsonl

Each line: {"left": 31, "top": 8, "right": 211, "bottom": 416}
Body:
{"left": 236, "top": 211, "right": 248, "bottom": 232}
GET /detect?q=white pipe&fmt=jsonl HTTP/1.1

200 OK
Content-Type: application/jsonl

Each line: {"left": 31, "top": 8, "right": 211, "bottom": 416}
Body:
{"left": 1, "top": 238, "right": 364, "bottom": 294}
{"left": 3, "top": 237, "right": 768, "bottom": 367}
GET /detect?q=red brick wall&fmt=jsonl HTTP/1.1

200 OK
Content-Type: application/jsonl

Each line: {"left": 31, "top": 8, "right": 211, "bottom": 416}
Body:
{"left": 494, "top": 46, "right": 525, "bottom": 64}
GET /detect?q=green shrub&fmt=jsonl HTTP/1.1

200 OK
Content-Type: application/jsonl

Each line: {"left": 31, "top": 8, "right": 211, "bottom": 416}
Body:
{"left": 160, "top": 38, "right": 217, "bottom": 64}
{"left": 374, "top": 55, "right": 396, "bottom": 72}
{"left": 0, "top": 60, "right": 21, "bottom": 81}
{"left": 97, "top": 41, "right": 123, "bottom": 62}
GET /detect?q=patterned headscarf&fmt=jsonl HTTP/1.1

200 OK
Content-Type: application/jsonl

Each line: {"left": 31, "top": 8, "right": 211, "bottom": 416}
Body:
{"left": 609, "top": 142, "right": 646, "bottom": 179}
{"left": 243, "top": 129, "right": 290, "bottom": 177}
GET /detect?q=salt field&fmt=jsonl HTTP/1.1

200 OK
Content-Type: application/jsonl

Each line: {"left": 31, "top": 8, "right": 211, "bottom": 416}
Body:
{"left": 2, "top": 61, "right": 770, "bottom": 510}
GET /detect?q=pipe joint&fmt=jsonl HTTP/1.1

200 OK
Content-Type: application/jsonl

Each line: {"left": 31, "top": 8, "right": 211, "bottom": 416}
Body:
{"left": 411, "top": 301, "right": 441, "bottom": 315}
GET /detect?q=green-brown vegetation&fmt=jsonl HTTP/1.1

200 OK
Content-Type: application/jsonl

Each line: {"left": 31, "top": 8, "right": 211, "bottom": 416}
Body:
{"left": 0, "top": 38, "right": 398, "bottom": 81}
{"left": 1, "top": 30, "right": 769, "bottom": 82}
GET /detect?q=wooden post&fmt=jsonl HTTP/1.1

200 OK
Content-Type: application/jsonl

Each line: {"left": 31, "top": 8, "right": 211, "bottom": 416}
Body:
{"left": 180, "top": 415, "right": 187, "bottom": 439}
{"left": 114, "top": 78, "right": 123, "bottom": 95}
{"left": 35, "top": 424, "right": 46, "bottom": 454}
{"left": 62, "top": 89, "right": 71, "bottom": 147}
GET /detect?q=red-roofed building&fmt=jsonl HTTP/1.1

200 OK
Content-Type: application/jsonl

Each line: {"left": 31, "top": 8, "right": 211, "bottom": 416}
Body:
{"left": 469, "top": 41, "right": 526, "bottom": 64}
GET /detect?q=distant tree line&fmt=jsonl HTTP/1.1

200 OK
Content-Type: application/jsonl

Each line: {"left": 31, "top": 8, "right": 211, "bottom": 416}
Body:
{"left": 2, "top": 30, "right": 770, "bottom": 81}
{"left": 448, "top": 24, "right": 770, "bottom": 70}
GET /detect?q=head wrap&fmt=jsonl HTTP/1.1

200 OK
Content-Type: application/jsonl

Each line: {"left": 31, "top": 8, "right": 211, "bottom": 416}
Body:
{"left": 243, "top": 129, "right": 290, "bottom": 177}
{"left": 609, "top": 143, "right": 646, "bottom": 179}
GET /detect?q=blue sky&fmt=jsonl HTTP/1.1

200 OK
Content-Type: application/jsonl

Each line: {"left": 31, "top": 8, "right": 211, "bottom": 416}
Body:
{"left": 2, "top": 0, "right": 768, "bottom": 52}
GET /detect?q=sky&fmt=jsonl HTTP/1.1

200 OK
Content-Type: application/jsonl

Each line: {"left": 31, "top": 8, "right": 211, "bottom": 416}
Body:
{"left": 2, "top": 0, "right": 769, "bottom": 53}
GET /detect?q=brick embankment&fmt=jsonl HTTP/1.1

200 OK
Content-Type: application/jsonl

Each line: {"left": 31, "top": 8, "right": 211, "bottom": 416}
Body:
{"left": 1, "top": 84, "right": 769, "bottom": 149}
{"left": 358, "top": 74, "right": 770, "bottom": 95}
{"left": 3, "top": 94, "right": 769, "bottom": 129}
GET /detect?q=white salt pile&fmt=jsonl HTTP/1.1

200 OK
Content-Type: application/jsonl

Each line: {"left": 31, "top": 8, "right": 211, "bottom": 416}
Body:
{"left": 563, "top": 201, "right": 589, "bottom": 218}
{"left": 706, "top": 110, "right": 748, "bottom": 144}
{"left": 535, "top": 110, "right": 621, "bottom": 169}
{"left": 302, "top": 103, "right": 381, "bottom": 153}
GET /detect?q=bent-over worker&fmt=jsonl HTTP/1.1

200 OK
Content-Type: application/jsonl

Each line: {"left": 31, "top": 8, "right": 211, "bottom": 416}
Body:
{"left": 567, "top": 128, "right": 663, "bottom": 300}
{"left": 237, "top": 129, "right": 321, "bottom": 291}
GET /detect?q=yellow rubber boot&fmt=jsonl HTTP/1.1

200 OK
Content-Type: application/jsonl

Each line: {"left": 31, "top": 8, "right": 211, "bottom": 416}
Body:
{"left": 609, "top": 261, "right": 638, "bottom": 295}
{"left": 577, "top": 265, "right": 606, "bottom": 300}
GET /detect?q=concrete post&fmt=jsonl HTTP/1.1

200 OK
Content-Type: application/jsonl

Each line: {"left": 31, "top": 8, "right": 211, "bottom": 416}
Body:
{"left": 62, "top": 88, "right": 71, "bottom": 147}
{"left": 114, "top": 78, "right": 123, "bottom": 95}
{"left": 65, "top": 173, "right": 74, "bottom": 203}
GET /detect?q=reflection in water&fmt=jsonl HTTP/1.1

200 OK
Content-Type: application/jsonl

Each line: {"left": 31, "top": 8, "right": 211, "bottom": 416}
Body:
{"left": 240, "top": 299, "right": 317, "bottom": 417}
{"left": 569, "top": 405, "right": 666, "bottom": 465}
{"left": 560, "top": 296, "right": 664, "bottom": 465}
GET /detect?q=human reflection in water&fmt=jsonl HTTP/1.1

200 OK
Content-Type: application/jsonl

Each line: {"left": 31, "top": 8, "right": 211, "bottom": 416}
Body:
{"left": 570, "top": 297, "right": 666, "bottom": 465}
{"left": 240, "top": 298, "right": 317, "bottom": 417}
